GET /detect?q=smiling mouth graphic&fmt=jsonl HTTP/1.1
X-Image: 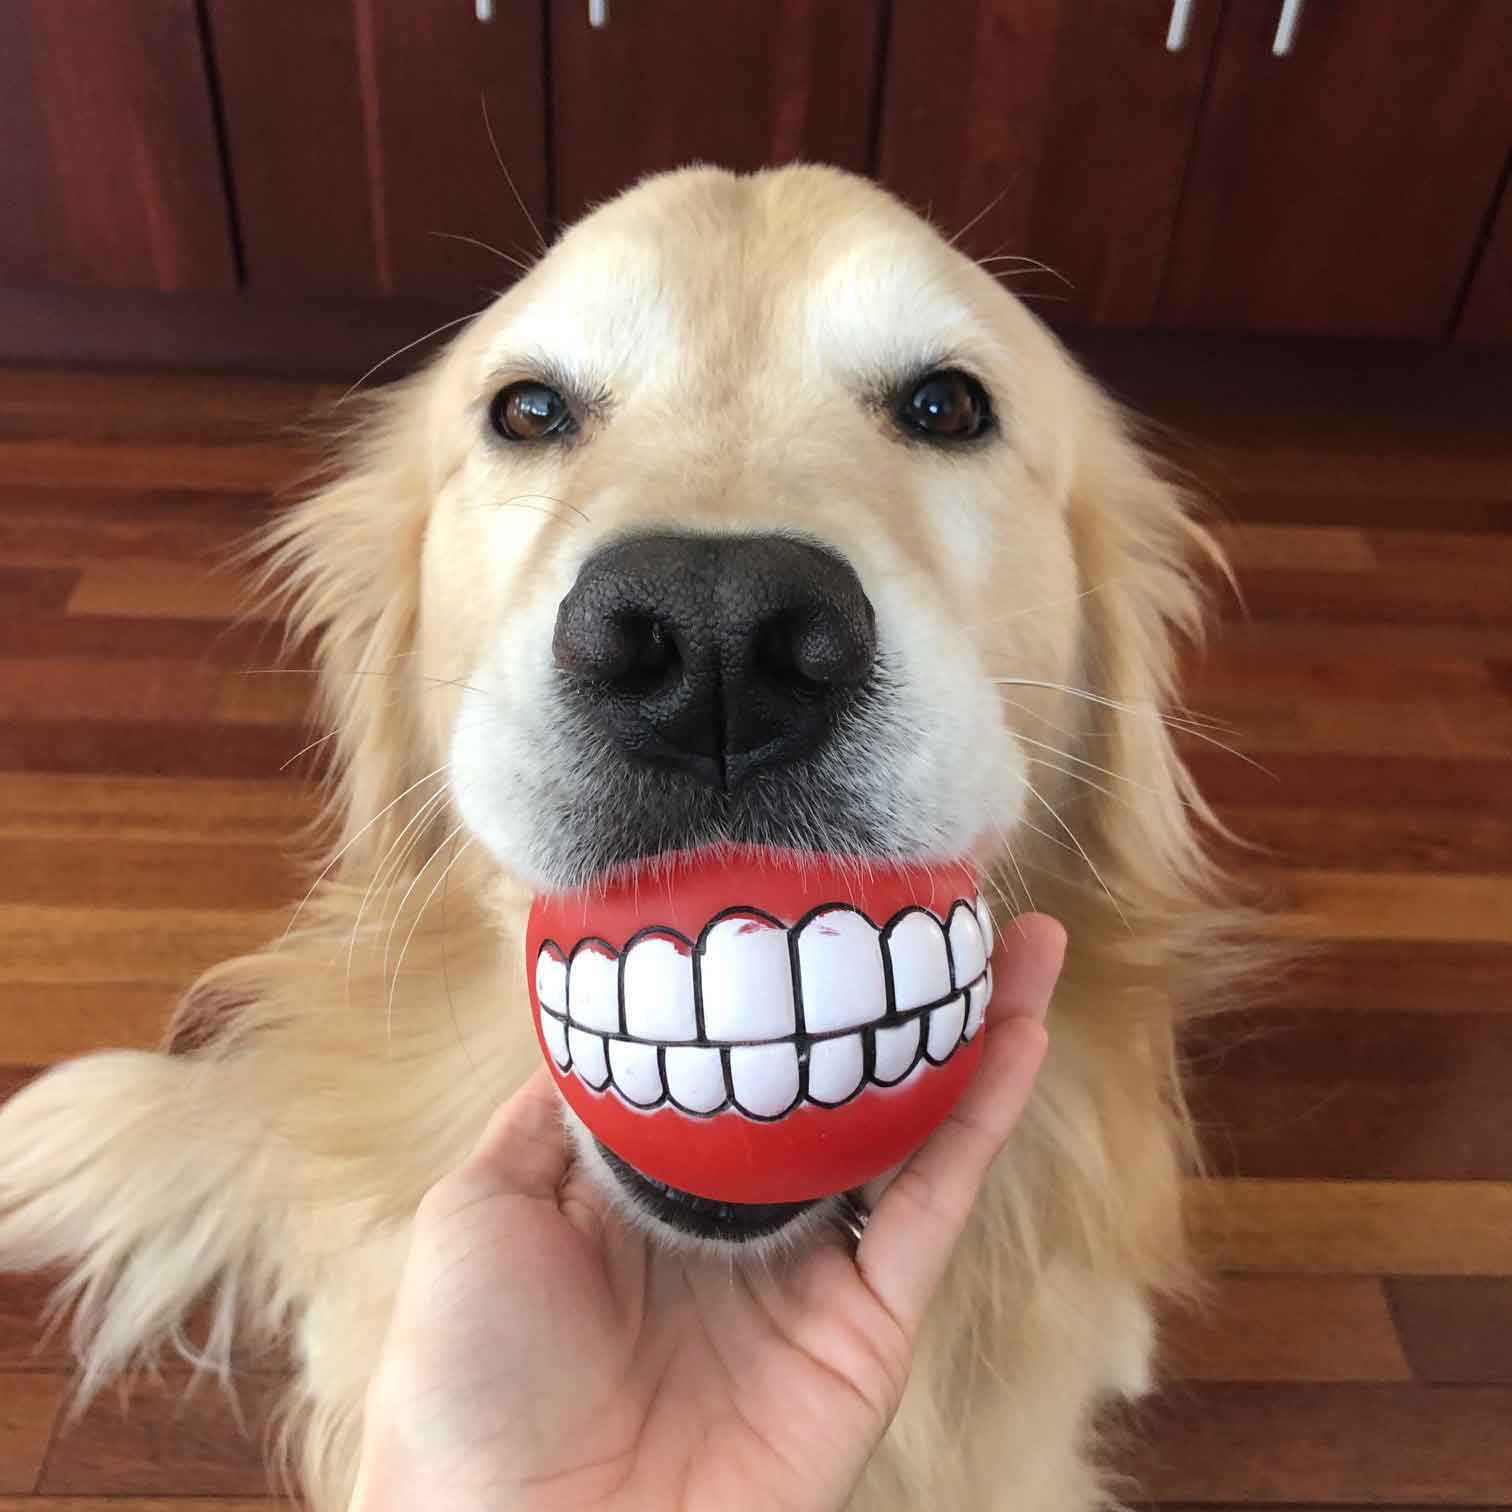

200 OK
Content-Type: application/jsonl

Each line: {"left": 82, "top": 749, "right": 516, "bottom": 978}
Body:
{"left": 533, "top": 895, "right": 992, "bottom": 1119}
{"left": 527, "top": 850, "right": 994, "bottom": 1207}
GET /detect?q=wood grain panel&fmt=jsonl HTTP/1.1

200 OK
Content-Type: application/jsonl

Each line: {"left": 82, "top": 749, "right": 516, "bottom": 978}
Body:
{"left": 0, "top": 984, "right": 176, "bottom": 1064}
{"left": 1189, "top": 752, "right": 1512, "bottom": 810}
{"left": 38, "top": 1370, "right": 279, "bottom": 1496}
{"left": 1216, "top": 806, "right": 1512, "bottom": 875}
{"left": 65, "top": 560, "right": 248, "bottom": 622}
{"left": 1121, "top": 1382, "right": 1512, "bottom": 1502}
{"left": 0, "top": 569, "right": 78, "bottom": 614}
{"left": 1387, "top": 1278, "right": 1512, "bottom": 1384}
{"left": 0, "top": 1372, "right": 66, "bottom": 1493}
{"left": 0, "top": 1272, "right": 71, "bottom": 1372}
{"left": 1458, "top": 166, "right": 1512, "bottom": 343}
{"left": 0, "top": 443, "right": 304, "bottom": 493}
{"left": 0, "top": 1, "right": 234, "bottom": 293}
{"left": 0, "top": 616, "right": 288, "bottom": 668}
{"left": 1162, "top": 1276, "right": 1410, "bottom": 1383}
{"left": 0, "top": 908, "right": 286, "bottom": 987}
{"left": 553, "top": 0, "right": 881, "bottom": 227}
{"left": 1189, "top": 1180, "right": 1512, "bottom": 1276}
{"left": 208, "top": 0, "right": 547, "bottom": 296}
{"left": 0, "top": 722, "right": 312, "bottom": 782}
{"left": 1161, "top": 2, "right": 1512, "bottom": 336}
{"left": 1260, "top": 870, "right": 1512, "bottom": 945}
{"left": 879, "top": 0, "right": 1219, "bottom": 326}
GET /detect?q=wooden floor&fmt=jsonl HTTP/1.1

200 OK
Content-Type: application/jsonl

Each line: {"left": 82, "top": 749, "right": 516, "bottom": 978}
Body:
{"left": 1, "top": 355, "right": 1509, "bottom": 1509}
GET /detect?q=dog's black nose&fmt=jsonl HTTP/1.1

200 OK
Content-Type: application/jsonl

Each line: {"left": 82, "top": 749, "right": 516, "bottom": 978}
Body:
{"left": 552, "top": 533, "right": 876, "bottom": 789}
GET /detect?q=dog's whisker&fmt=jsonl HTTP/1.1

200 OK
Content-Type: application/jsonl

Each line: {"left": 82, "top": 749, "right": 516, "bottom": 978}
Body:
{"left": 337, "top": 311, "right": 484, "bottom": 406}
{"left": 481, "top": 92, "right": 546, "bottom": 255}
{"left": 281, "top": 764, "right": 451, "bottom": 941}
{"left": 992, "top": 677, "right": 1250, "bottom": 752}
{"left": 1015, "top": 734, "right": 1199, "bottom": 808}
{"left": 429, "top": 230, "right": 534, "bottom": 277}
{"left": 1017, "top": 775, "right": 1131, "bottom": 934}
{"left": 385, "top": 830, "right": 473, "bottom": 1055}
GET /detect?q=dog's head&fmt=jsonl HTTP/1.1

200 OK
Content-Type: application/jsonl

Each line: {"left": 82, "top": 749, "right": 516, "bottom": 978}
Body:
{"left": 272, "top": 166, "right": 1219, "bottom": 1247}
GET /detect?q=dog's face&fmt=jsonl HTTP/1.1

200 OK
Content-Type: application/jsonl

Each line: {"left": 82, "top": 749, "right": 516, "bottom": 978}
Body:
{"left": 309, "top": 167, "right": 1190, "bottom": 1246}
{"left": 430, "top": 169, "right": 1086, "bottom": 895}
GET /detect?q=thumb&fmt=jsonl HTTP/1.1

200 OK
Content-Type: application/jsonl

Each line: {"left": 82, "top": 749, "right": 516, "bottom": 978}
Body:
{"left": 853, "top": 913, "right": 1064, "bottom": 1337}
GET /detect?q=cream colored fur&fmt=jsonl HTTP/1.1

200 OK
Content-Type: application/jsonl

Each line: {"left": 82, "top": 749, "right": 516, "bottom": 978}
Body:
{"left": 0, "top": 166, "right": 1254, "bottom": 1510}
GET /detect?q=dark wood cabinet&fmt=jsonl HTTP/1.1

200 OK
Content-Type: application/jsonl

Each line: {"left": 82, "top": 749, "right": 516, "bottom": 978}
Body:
{"left": 207, "top": 0, "right": 547, "bottom": 297}
{"left": 1457, "top": 169, "right": 1512, "bottom": 343}
{"left": 1159, "top": 0, "right": 1511, "bottom": 339}
{"left": 0, "top": 0, "right": 235, "bottom": 293}
{"left": 550, "top": 0, "right": 883, "bottom": 228}
{"left": 879, "top": 0, "right": 1223, "bottom": 327}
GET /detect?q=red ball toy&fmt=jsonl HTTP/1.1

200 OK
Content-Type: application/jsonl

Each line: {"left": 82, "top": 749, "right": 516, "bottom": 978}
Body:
{"left": 527, "top": 848, "right": 994, "bottom": 1205}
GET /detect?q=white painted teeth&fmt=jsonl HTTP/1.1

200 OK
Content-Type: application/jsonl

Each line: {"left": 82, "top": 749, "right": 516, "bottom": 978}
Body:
{"left": 608, "top": 1039, "right": 662, "bottom": 1106}
{"left": 885, "top": 908, "right": 952, "bottom": 1012}
{"left": 567, "top": 942, "right": 619, "bottom": 1034}
{"left": 926, "top": 996, "right": 967, "bottom": 1064}
{"left": 948, "top": 902, "right": 988, "bottom": 990}
{"left": 699, "top": 914, "right": 796, "bottom": 1043}
{"left": 871, "top": 1017, "right": 921, "bottom": 1085}
{"left": 566, "top": 1026, "right": 609, "bottom": 1089}
{"left": 796, "top": 908, "right": 885, "bottom": 1033}
{"left": 537, "top": 892, "right": 993, "bottom": 1117}
{"left": 622, "top": 931, "right": 697, "bottom": 1043}
{"left": 729, "top": 1042, "right": 800, "bottom": 1118}
{"left": 806, "top": 1032, "right": 865, "bottom": 1105}
{"left": 664, "top": 1045, "right": 726, "bottom": 1113}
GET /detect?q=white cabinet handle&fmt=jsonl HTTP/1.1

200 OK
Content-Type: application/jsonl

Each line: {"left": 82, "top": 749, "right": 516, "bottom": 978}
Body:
{"left": 1165, "top": 0, "right": 1195, "bottom": 52}
{"left": 1272, "top": 0, "right": 1306, "bottom": 56}
{"left": 589, "top": 0, "right": 610, "bottom": 26}
{"left": 475, "top": 0, "right": 494, "bottom": 19}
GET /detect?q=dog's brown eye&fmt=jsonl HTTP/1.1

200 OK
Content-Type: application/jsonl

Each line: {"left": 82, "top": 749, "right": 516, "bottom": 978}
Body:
{"left": 490, "top": 381, "right": 573, "bottom": 442}
{"left": 899, "top": 370, "right": 991, "bottom": 441}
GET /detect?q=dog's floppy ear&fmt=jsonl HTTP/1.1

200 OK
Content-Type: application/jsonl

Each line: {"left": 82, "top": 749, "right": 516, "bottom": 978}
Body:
{"left": 1059, "top": 386, "right": 1236, "bottom": 947}
{"left": 256, "top": 371, "right": 442, "bottom": 878}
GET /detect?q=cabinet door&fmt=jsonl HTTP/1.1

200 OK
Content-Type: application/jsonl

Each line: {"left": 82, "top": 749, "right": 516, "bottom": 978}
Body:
{"left": 0, "top": 0, "right": 235, "bottom": 292}
{"left": 877, "top": 1, "right": 1221, "bottom": 327}
{"left": 1161, "top": 1, "right": 1511, "bottom": 338}
{"left": 550, "top": 0, "right": 883, "bottom": 227}
{"left": 208, "top": 0, "right": 547, "bottom": 297}
{"left": 1457, "top": 169, "right": 1512, "bottom": 343}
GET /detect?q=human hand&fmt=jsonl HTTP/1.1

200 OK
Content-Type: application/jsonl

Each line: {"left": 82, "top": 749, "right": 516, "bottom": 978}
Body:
{"left": 350, "top": 914, "right": 1064, "bottom": 1512}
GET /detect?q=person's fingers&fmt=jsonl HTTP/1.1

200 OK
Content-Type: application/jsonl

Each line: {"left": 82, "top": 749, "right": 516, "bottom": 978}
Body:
{"left": 854, "top": 914, "right": 1064, "bottom": 1337}
{"left": 451, "top": 1066, "right": 570, "bottom": 1203}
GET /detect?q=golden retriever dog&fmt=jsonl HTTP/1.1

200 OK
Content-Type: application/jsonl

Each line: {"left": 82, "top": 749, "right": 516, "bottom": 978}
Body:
{"left": 0, "top": 166, "right": 1251, "bottom": 1508}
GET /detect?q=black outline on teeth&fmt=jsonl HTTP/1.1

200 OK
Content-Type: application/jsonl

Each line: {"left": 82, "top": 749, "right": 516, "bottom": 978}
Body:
{"left": 534, "top": 896, "right": 991, "bottom": 1121}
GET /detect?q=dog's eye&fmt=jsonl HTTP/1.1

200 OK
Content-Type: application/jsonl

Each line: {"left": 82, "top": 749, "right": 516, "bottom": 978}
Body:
{"left": 898, "top": 370, "right": 991, "bottom": 442}
{"left": 489, "top": 382, "right": 573, "bottom": 442}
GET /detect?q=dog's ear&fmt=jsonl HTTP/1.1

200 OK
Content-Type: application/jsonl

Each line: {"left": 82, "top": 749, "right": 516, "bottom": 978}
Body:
{"left": 1059, "top": 387, "right": 1235, "bottom": 944}
{"left": 255, "top": 371, "right": 441, "bottom": 878}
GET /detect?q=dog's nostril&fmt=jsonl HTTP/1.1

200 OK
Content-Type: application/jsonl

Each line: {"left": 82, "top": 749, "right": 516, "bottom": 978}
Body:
{"left": 611, "top": 613, "right": 680, "bottom": 693}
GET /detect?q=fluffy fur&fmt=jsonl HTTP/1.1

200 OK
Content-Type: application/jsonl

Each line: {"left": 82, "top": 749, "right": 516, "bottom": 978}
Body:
{"left": 0, "top": 166, "right": 1255, "bottom": 1509}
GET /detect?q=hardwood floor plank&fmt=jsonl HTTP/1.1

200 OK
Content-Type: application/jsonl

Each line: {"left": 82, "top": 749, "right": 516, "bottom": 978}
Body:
{"left": 1386, "top": 1279, "right": 1512, "bottom": 1385}
{"left": 1162, "top": 1275, "right": 1411, "bottom": 1383}
{"left": 1259, "top": 871, "right": 1512, "bottom": 945}
{"left": 1190, "top": 1078, "right": 1512, "bottom": 1181}
{"left": 0, "top": 567, "right": 79, "bottom": 613}
{"left": 1222, "top": 618, "right": 1512, "bottom": 662}
{"left": 0, "top": 614, "right": 289, "bottom": 666}
{"left": 1189, "top": 1179, "right": 1512, "bottom": 1275}
{"left": 1194, "top": 696, "right": 1512, "bottom": 759}
{"left": 0, "top": 1271, "right": 72, "bottom": 1372}
{"left": 0, "top": 441, "right": 305, "bottom": 493}
{"left": 38, "top": 1370, "right": 280, "bottom": 1496}
{"left": 0, "top": 774, "right": 317, "bottom": 846}
{"left": 1189, "top": 752, "right": 1512, "bottom": 809}
{"left": 0, "top": 907, "right": 285, "bottom": 986}
{"left": 0, "top": 722, "right": 314, "bottom": 781}
{"left": 66, "top": 560, "right": 251, "bottom": 622}
{"left": 1187, "top": 646, "right": 1497, "bottom": 701}
{"left": 0, "top": 1372, "right": 67, "bottom": 1493}
{"left": 1227, "top": 940, "right": 1512, "bottom": 1015}
{"left": 1, "top": 840, "right": 301, "bottom": 912}
{"left": 1118, "top": 1382, "right": 1512, "bottom": 1503}
{"left": 0, "top": 660, "right": 222, "bottom": 722}
{"left": 1225, "top": 566, "right": 1512, "bottom": 625}
{"left": 0, "top": 984, "right": 175, "bottom": 1064}
{"left": 1212, "top": 523, "right": 1378, "bottom": 572}
{"left": 1215, "top": 806, "right": 1512, "bottom": 875}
